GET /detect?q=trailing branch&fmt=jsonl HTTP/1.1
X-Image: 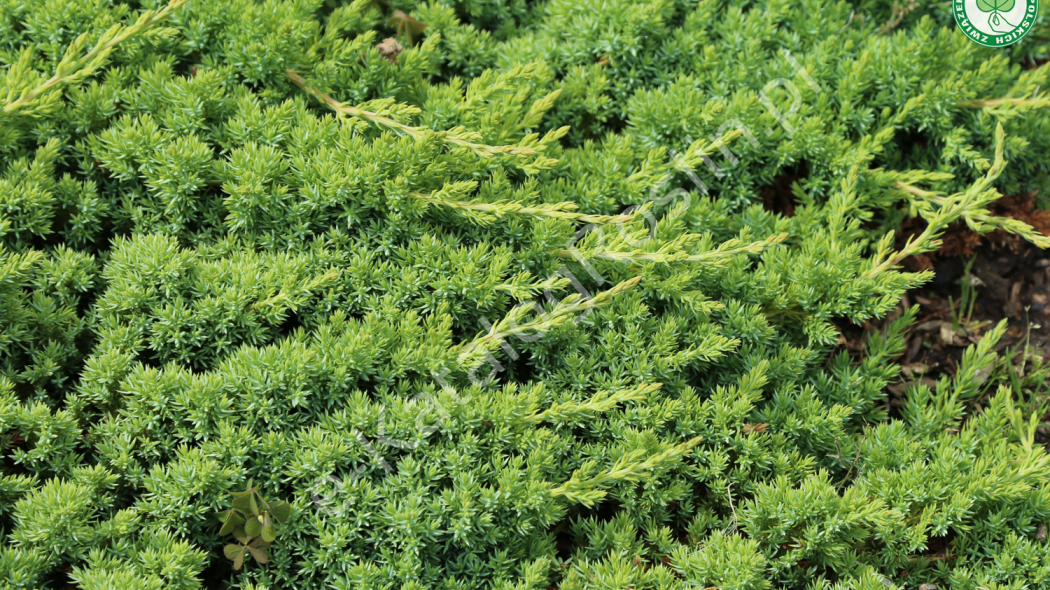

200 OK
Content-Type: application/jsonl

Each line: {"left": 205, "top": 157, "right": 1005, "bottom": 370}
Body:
{"left": 412, "top": 181, "right": 647, "bottom": 225}
{"left": 866, "top": 123, "right": 1049, "bottom": 277}
{"left": 286, "top": 69, "right": 568, "bottom": 169}
{"left": 550, "top": 435, "right": 704, "bottom": 507}
{"left": 3, "top": 0, "right": 188, "bottom": 115}
{"left": 520, "top": 383, "right": 660, "bottom": 425}
{"left": 958, "top": 96, "right": 1050, "bottom": 109}
{"left": 456, "top": 276, "right": 642, "bottom": 369}
{"left": 557, "top": 232, "right": 788, "bottom": 266}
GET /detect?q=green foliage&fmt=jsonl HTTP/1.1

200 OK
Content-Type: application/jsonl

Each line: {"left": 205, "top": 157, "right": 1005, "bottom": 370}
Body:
{"left": 0, "top": 0, "right": 1049, "bottom": 589}
{"left": 217, "top": 479, "right": 292, "bottom": 570}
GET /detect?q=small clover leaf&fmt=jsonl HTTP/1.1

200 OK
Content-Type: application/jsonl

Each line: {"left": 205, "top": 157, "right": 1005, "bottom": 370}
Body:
{"left": 976, "top": 0, "right": 1015, "bottom": 12}
{"left": 217, "top": 482, "right": 292, "bottom": 570}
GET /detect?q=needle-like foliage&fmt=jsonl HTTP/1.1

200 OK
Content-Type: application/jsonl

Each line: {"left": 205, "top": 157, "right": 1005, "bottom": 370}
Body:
{"left": 1, "top": 0, "right": 1049, "bottom": 589}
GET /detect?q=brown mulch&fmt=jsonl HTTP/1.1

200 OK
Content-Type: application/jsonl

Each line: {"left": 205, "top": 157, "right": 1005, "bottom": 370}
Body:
{"left": 840, "top": 193, "right": 1050, "bottom": 360}
{"left": 898, "top": 192, "right": 1050, "bottom": 271}
{"left": 836, "top": 194, "right": 1050, "bottom": 439}
{"left": 898, "top": 192, "right": 1050, "bottom": 359}
{"left": 838, "top": 239, "right": 1050, "bottom": 394}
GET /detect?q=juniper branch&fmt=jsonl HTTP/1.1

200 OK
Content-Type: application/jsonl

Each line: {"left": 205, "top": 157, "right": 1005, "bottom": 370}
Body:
{"left": 550, "top": 435, "right": 704, "bottom": 507}
{"left": 557, "top": 232, "right": 788, "bottom": 265}
{"left": 251, "top": 269, "right": 341, "bottom": 313}
{"left": 457, "top": 276, "right": 641, "bottom": 368}
{"left": 866, "top": 123, "right": 1047, "bottom": 277}
{"left": 893, "top": 180, "right": 1050, "bottom": 249}
{"left": 412, "top": 183, "right": 648, "bottom": 225}
{"left": 958, "top": 97, "right": 1050, "bottom": 109}
{"left": 287, "top": 69, "right": 566, "bottom": 161}
{"left": 520, "top": 383, "right": 660, "bottom": 425}
{"left": 683, "top": 232, "right": 789, "bottom": 264}
{"left": 492, "top": 274, "right": 572, "bottom": 299}
{"left": 3, "top": 0, "right": 188, "bottom": 114}
{"left": 622, "top": 130, "right": 744, "bottom": 191}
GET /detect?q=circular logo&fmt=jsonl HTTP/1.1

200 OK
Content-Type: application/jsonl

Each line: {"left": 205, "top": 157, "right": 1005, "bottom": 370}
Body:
{"left": 954, "top": 0, "right": 1038, "bottom": 47}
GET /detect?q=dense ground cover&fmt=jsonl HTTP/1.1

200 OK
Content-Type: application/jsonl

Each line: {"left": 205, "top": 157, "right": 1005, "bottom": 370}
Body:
{"left": 3, "top": 0, "right": 1050, "bottom": 588}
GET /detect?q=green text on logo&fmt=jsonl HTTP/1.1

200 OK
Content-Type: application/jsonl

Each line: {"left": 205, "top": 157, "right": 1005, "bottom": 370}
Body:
{"left": 954, "top": 0, "right": 1037, "bottom": 47}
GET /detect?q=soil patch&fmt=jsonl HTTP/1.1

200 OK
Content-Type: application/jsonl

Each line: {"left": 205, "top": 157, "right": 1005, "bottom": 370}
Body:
{"left": 836, "top": 209, "right": 1050, "bottom": 440}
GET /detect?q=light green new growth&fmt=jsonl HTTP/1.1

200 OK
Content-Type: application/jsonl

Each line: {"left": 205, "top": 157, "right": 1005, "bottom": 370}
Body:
{"left": 622, "top": 130, "right": 745, "bottom": 195}
{"left": 413, "top": 181, "right": 648, "bottom": 225}
{"left": 2, "top": 0, "right": 188, "bottom": 115}
{"left": 521, "top": 383, "right": 661, "bottom": 424}
{"left": 287, "top": 68, "right": 569, "bottom": 171}
{"left": 560, "top": 231, "right": 789, "bottom": 265}
{"left": 894, "top": 180, "right": 1050, "bottom": 248}
{"left": 957, "top": 63, "right": 1050, "bottom": 116}
{"left": 457, "top": 275, "right": 641, "bottom": 368}
{"left": 251, "top": 268, "right": 342, "bottom": 313}
{"left": 550, "top": 435, "right": 705, "bottom": 507}
{"left": 960, "top": 96, "right": 1050, "bottom": 109}
{"left": 867, "top": 123, "right": 1050, "bottom": 277}
{"left": 492, "top": 273, "right": 573, "bottom": 299}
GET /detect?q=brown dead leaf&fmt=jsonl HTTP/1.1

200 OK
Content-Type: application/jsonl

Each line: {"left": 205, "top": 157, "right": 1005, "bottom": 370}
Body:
{"left": 901, "top": 363, "right": 928, "bottom": 376}
{"left": 1005, "top": 280, "right": 1024, "bottom": 319}
{"left": 904, "top": 334, "right": 924, "bottom": 363}
{"left": 376, "top": 37, "right": 402, "bottom": 63}
{"left": 916, "top": 320, "right": 944, "bottom": 331}
{"left": 940, "top": 323, "right": 962, "bottom": 346}
{"left": 743, "top": 423, "right": 768, "bottom": 436}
